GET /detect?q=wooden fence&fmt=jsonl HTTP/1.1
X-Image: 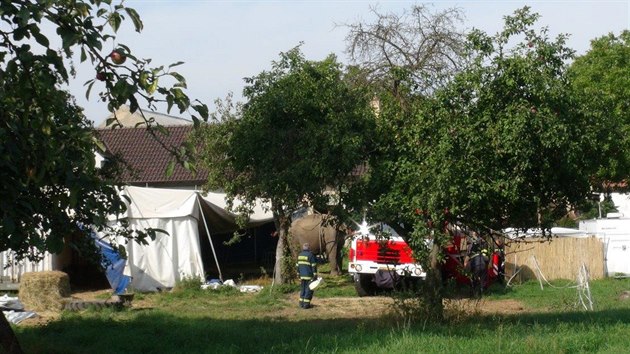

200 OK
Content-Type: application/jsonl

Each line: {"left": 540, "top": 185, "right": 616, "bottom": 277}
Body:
{"left": 504, "top": 236, "right": 605, "bottom": 282}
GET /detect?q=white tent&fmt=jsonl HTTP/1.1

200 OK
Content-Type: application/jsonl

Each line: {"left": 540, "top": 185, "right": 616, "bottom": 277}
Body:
{"left": 115, "top": 186, "right": 273, "bottom": 291}
{"left": 118, "top": 187, "right": 204, "bottom": 292}
{"left": 503, "top": 227, "right": 587, "bottom": 239}
{"left": 0, "top": 186, "right": 274, "bottom": 292}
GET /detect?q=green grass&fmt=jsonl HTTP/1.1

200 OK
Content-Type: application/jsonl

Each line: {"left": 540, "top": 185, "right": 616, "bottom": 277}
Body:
{"left": 14, "top": 278, "right": 630, "bottom": 354}
{"left": 485, "top": 278, "right": 630, "bottom": 311}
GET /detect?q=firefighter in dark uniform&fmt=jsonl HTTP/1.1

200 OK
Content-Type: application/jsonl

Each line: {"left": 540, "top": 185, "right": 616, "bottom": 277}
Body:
{"left": 466, "top": 233, "right": 489, "bottom": 298}
{"left": 297, "top": 242, "right": 318, "bottom": 309}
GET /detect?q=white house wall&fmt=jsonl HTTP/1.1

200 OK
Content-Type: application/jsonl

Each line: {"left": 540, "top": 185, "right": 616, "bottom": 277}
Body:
{"left": 0, "top": 251, "right": 55, "bottom": 282}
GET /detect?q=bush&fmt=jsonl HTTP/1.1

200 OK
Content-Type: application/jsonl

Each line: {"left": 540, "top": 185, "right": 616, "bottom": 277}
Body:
{"left": 173, "top": 276, "right": 204, "bottom": 292}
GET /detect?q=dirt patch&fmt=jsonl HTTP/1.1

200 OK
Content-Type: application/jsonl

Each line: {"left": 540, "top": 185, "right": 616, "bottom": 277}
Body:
{"left": 16, "top": 290, "right": 531, "bottom": 326}
{"left": 276, "top": 294, "right": 396, "bottom": 320}
{"left": 273, "top": 294, "right": 530, "bottom": 321}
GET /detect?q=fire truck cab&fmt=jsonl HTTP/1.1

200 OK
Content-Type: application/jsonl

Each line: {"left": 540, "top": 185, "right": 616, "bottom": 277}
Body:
{"left": 348, "top": 222, "right": 425, "bottom": 296}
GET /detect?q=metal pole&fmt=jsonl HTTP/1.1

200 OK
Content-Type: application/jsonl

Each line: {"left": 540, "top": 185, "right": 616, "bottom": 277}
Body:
{"left": 197, "top": 196, "right": 223, "bottom": 282}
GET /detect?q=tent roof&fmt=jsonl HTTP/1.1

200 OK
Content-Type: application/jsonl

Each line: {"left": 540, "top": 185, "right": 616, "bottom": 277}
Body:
{"left": 504, "top": 227, "right": 587, "bottom": 238}
{"left": 123, "top": 186, "right": 273, "bottom": 233}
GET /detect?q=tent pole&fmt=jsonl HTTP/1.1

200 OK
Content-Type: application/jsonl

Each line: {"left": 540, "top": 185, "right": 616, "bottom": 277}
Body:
{"left": 196, "top": 197, "right": 223, "bottom": 282}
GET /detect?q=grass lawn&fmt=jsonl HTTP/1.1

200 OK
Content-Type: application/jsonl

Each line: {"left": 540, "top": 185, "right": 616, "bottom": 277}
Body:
{"left": 12, "top": 276, "right": 630, "bottom": 354}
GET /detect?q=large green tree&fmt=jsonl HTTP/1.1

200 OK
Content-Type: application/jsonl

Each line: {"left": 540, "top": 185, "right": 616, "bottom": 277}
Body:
{"left": 0, "top": 1, "right": 206, "bottom": 352}
{"left": 364, "top": 7, "right": 602, "bottom": 319}
{"left": 569, "top": 30, "right": 630, "bottom": 187}
{"left": 195, "top": 47, "right": 376, "bottom": 284}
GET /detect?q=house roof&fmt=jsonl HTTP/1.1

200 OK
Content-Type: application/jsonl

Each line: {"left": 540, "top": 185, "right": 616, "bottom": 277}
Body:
{"left": 95, "top": 125, "right": 207, "bottom": 186}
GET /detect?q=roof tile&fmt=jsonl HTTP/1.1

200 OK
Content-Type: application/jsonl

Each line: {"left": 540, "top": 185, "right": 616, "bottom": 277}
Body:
{"left": 95, "top": 126, "right": 207, "bottom": 185}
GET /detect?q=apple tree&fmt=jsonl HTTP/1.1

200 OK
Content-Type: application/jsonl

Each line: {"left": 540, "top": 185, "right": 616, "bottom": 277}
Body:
{"left": 0, "top": 1, "right": 206, "bottom": 352}
{"left": 363, "top": 7, "right": 602, "bottom": 319}
{"left": 569, "top": 30, "right": 630, "bottom": 187}
{"left": 194, "top": 47, "right": 376, "bottom": 284}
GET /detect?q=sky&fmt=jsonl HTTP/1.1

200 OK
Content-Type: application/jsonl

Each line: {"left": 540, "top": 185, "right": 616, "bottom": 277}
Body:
{"left": 66, "top": 0, "right": 630, "bottom": 125}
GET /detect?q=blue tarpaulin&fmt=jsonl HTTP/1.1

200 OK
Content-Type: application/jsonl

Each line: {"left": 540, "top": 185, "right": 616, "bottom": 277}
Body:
{"left": 92, "top": 234, "right": 131, "bottom": 295}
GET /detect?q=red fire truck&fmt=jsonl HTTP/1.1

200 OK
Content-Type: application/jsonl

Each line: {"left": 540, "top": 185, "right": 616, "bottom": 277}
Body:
{"left": 347, "top": 222, "right": 425, "bottom": 296}
{"left": 347, "top": 222, "right": 502, "bottom": 296}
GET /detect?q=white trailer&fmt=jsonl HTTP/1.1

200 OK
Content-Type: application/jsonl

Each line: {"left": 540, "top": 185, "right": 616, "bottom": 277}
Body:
{"left": 579, "top": 216, "right": 630, "bottom": 276}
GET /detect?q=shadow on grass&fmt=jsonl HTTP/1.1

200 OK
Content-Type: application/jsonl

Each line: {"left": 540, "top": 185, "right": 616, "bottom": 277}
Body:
{"left": 17, "top": 313, "right": 385, "bottom": 354}
{"left": 480, "top": 307, "right": 630, "bottom": 327}
{"left": 17, "top": 308, "right": 630, "bottom": 354}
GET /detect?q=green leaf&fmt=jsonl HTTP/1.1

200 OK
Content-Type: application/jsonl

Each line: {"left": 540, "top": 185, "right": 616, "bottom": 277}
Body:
{"left": 166, "top": 95, "right": 174, "bottom": 113}
{"left": 165, "top": 159, "right": 176, "bottom": 177}
{"left": 169, "top": 72, "right": 187, "bottom": 87}
{"left": 74, "top": 3, "right": 90, "bottom": 17}
{"left": 56, "top": 26, "right": 78, "bottom": 52}
{"left": 168, "top": 61, "right": 185, "bottom": 68}
{"left": 108, "top": 12, "right": 122, "bottom": 33}
{"left": 155, "top": 124, "right": 169, "bottom": 136}
{"left": 124, "top": 7, "right": 144, "bottom": 32}
{"left": 85, "top": 80, "right": 95, "bottom": 100}
{"left": 148, "top": 78, "right": 158, "bottom": 95}
{"left": 105, "top": 117, "right": 118, "bottom": 127}
{"left": 193, "top": 104, "right": 209, "bottom": 120}
{"left": 93, "top": 138, "right": 107, "bottom": 152}
{"left": 32, "top": 31, "right": 50, "bottom": 47}
{"left": 129, "top": 96, "right": 140, "bottom": 113}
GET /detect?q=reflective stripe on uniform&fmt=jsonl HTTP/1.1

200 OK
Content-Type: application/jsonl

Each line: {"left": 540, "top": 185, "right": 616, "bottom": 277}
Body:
{"left": 298, "top": 255, "right": 311, "bottom": 266}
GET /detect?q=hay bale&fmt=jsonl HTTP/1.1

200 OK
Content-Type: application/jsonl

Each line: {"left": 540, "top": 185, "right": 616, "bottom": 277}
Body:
{"left": 19, "top": 271, "right": 71, "bottom": 311}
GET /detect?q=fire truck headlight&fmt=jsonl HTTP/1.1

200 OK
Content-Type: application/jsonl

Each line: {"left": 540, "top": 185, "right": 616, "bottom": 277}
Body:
{"left": 414, "top": 268, "right": 422, "bottom": 276}
{"left": 350, "top": 264, "right": 355, "bottom": 270}
{"left": 356, "top": 264, "right": 362, "bottom": 272}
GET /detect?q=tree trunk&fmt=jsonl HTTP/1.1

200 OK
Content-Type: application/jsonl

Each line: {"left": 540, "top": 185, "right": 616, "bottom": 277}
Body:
{"left": 0, "top": 311, "right": 23, "bottom": 354}
{"left": 273, "top": 213, "right": 291, "bottom": 285}
{"left": 425, "top": 241, "right": 444, "bottom": 321}
{"left": 273, "top": 227, "right": 287, "bottom": 285}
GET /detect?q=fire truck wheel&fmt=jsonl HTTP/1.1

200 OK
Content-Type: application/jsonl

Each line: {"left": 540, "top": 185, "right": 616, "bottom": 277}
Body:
{"left": 354, "top": 274, "right": 377, "bottom": 297}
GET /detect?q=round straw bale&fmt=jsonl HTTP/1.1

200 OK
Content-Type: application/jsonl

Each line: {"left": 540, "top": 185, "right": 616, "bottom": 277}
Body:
{"left": 19, "top": 271, "right": 71, "bottom": 311}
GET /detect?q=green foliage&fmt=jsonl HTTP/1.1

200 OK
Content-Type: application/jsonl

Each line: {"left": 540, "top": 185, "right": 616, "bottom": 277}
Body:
{"left": 361, "top": 7, "right": 611, "bottom": 321}
{"left": 173, "top": 276, "right": 204, "bottom": 292}
{"left": 569, "top": 30, "right": 630, "bottom": 185}
{"left": 0, "top": 0, "right": 207, "bottom": 262}
{"left": 368, "top": 7, "right": 600, "bottom": 250}
{"left": 195, "top": 46, "right": 376, "bottom": 283}
{"left": 197, "top": 46, "right": 376, "bottom": 218}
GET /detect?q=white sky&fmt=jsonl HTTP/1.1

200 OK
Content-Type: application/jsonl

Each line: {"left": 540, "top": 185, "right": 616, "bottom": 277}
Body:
{"left": 67, "top": 0, "right": 630, "bottom": 125}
